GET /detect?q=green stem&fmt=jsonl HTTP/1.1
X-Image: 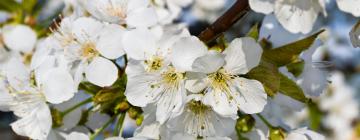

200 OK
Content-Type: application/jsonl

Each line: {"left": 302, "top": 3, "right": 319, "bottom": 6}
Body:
{"left": 113, "top": 113, "right": 126, "bottom": 136}
{"left": 61, "top": 97, "right": 92, "bottom": 117}
{"left": 256, "top": 114, "right": 274, "bottom": 129}
{"left": 90, "top": 115, "right": 116, "bottom": 140}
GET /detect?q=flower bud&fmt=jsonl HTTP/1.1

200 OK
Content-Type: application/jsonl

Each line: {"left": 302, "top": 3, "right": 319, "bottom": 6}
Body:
{"left": 236, "top": 114, "right": 255, "bottom": 133}
{"left": 269, "top": 127, "right": 286, "bottom": 140}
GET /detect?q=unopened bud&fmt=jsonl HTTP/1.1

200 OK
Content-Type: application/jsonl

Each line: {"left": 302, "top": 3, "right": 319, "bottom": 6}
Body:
{"left": 269, "top": 127, "right": 286, "bottom": 140}
{"left": 236, "top": 114, "right": 255, "bottom": 133}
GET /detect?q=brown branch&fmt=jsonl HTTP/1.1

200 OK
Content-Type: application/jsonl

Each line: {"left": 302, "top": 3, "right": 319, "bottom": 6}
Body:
{"left": 198, "top": 0, "right": 250, "bottom": 43}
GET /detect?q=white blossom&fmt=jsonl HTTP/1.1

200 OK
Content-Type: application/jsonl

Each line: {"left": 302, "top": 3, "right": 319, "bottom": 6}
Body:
{"left": 123, "top": 26, "right": 207, "bottom": 124}
{"left": 85, "top": 0, "right": 158, "bottom": 27}
{"left": 186, "top": 37, "right": 267, "bottom": 117}
{"left": 249, "top": 0, "right": 326, "bottom": 34}
{"left": 2, "top": 24, "right": 37, "bottom": 53}
{"left": 167, "top": 94, "right": 236, "bottom": 138}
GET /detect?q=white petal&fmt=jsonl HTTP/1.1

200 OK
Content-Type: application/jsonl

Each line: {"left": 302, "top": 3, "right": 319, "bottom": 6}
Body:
{"left": 126, "top": 7, "right": 158, "bottom": 28}
{"left": 209, "top": 112, "right": 236, "bottom": 137}
{"left": 6, "top": 56, "right": 30, "bottom": 91}
{"left": 184, "top": 72, "right": 207, "bottom": 93}
{"left": 85, "top": 57, "right": 118, "bottom": 87}
{"left": 223, "top": 37, "right": 262, "bottom": 75}
{"left": 171, "top": 36, "right": 208, "bottom": 72}
{"left": 249, "top": 0, "right": 275, "bottom": 14}
{"left": 203, "top": 90, "right": 238, "bottom": 117}
{"left": 336, "top": 0, "right": 360, "bottom": 17}
{"left": 72, "top": 17, "right": 103, "bottom": 42}
{"left": 125, "top": 59, "right": 146, "bottom": 76}
{"left": 156, "top": 85, "right": 185, "bottom": 124}
{"left": 106, "top": 137, "right": 125, "bottom": 140}
{"left": 234, "top": 77, "right": 267, "bottom": 114}
{"left": 30, "top": 38, "right": 52, "bottom": 70}
{"left": 192, "top": 52, "right": 225, "bottom": 73}
{"left": 65, "top": 132, "right": 89, "bottom": 140}
{"left": 42, "top": 68, "right": 76, "bottom": 104}
{"left": 127, "top": 0, "right": 149, "bottom": 11}
{"left": 122, "top": 28, "right": 157, "bottom": 60}
{"left": 3, "top": 24, "right": 37, "bottom": 53}
{"left": 274, "top": 0, "right": 323, "bottom": 34}
{"left": 96, "top": 24, "right": 126, "bottom": 59}
{"left": 125, "top": 73, "right": 161, "bottom": 107}
{"left": 11, "top": 103, "right": 52, "bottom": 140}
{"left": 0, "top": 87, "right": 14, "bottom": 111}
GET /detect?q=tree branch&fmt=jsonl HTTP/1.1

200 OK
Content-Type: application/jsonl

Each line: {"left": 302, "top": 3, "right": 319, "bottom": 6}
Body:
{"left": 198, "top": 0, "right": 250, "bottom": 43}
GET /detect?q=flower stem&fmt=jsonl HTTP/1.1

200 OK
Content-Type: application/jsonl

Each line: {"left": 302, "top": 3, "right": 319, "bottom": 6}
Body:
{"left": 113, "top": 113, "right": 126, "bottom": 136}
{"left": 61, "top": 97, "right": 92, "bottom": 117}
{"left": 256, "top": 114, "right": 274, "bottom": 129}
{"left": 90, "top": 115, "right": 116, "bottom": 140}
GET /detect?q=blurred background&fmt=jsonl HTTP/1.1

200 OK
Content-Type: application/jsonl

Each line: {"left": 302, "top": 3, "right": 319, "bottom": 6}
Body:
{"left": 0, "top": 0, "right": 359, "bottom": 139}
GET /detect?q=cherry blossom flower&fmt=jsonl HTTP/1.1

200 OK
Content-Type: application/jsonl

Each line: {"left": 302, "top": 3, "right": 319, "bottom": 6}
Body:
{"left": 85, "top": 0, "right": 158, "bottom": 27}
{"left": 186, "top": 37, "right": 267, "bottom": 117}
{"left": 249, "top": 0, "right": 326, "bottom": 34}
{"left": 1, "top": 56, "right": 75, "bottom": 139}
{"left": 123, "top": 26, "right": 208, "bottom": 124}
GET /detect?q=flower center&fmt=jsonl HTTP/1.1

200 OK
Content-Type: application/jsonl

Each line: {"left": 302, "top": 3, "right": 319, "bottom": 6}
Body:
{"left": 145, "top": 56, "right": 164, "bottom": 72}
{"left": 81, "top": 42, "right": 99, "bottom": 60}
{"left": 187, "top": 100, "right": 210, "bottom": 115}
{"left": 161, "top": 67, "right": 184, "bottom": 89}
{"left": 208, "top": 69, "right": 233, "bottom": 93}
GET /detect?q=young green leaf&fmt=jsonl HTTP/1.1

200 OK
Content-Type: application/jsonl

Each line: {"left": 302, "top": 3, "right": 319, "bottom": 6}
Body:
{"left": 0, "top": 0, "right": 21, "bottom": 12}
{"left": 279, "top": 73, "right": 307, "bottom": 103}
{"left": 246, "top": 60, "right": 280, "bottom": 97}
{"left": 262, "top": 29, "right": 324, "bottom": 67}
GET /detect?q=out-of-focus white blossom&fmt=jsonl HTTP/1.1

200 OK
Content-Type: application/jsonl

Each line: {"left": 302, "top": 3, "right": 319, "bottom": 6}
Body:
{"left": 85, "top": 0, "right": 158, "bottom": 27}
{"left": 2, "top": 24, "right": 37, "bottom": 53}
{"left": 249, "top": 0, "right": 326, "bottom": 34}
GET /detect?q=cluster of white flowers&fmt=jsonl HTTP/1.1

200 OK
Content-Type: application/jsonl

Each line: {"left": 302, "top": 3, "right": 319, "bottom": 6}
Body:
{"left": 0, "top": 0, "right": 359, "bottom": 140}
{"left": 249, "top": 0, "right": 360, "bottom": 34}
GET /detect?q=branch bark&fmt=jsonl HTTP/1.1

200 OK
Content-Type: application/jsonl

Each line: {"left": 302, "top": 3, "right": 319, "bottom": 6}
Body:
{"left": 198, "top": 0, "right": 250, "bottom": 43}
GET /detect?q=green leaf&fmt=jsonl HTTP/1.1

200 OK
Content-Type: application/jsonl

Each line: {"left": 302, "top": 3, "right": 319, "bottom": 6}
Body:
{"left": 278, "top": 73, "right": 307, "bottom": 103}
{"left": 262, "top": 29, "right": 324, "bottom": 67}
{"left": 22, "top": 0, "right": 37, "bottom": 14}
{"left": 286, "top": 59, "right": 305, "bottom": 77}
{"left": 246, "top": 23, "right": 259, "bottom": 40}
{"left": 0, "top": 0, "right": 21, "bottom": 12}
{"left": 308, "top": 101, "right": 322, "bottom": 130}
{"left": 246, "top": 60, "right": 280, "bottom": 96}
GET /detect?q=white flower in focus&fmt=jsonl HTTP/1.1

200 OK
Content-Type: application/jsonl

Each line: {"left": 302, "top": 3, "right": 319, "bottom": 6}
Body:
{"left": 52, "top": 17, "right": 125, "bottom": 87}
{"left": 285, "top": 127, "right": 325, "bottom": 140}
{"left": 85, "top": 0, "right": 158, "bottom": 27}
{"left": 1, "top": 56, "right": 75, "bottom": 139}
{"left": 2, "top": 24, "right": 37, "bottom": 53}
{"left": 187, "top": 37, "right": 267, "bottom": 116}
{"left": 336, "top": 0, "right": 360, "bottom": 17}
{"left": 123, "top": 27, "right": 207, "bottom": 124}
{"left": 249, "top": 0, "right": 326, "bottom": 34}
{"left": 167, "top": 94, "right": 236, "bottom": 138}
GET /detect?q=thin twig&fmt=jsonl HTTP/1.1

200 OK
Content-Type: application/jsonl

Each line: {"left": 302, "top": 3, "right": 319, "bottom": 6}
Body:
{"left": 198, "top": 0, "right": 250, "bottom": 43}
